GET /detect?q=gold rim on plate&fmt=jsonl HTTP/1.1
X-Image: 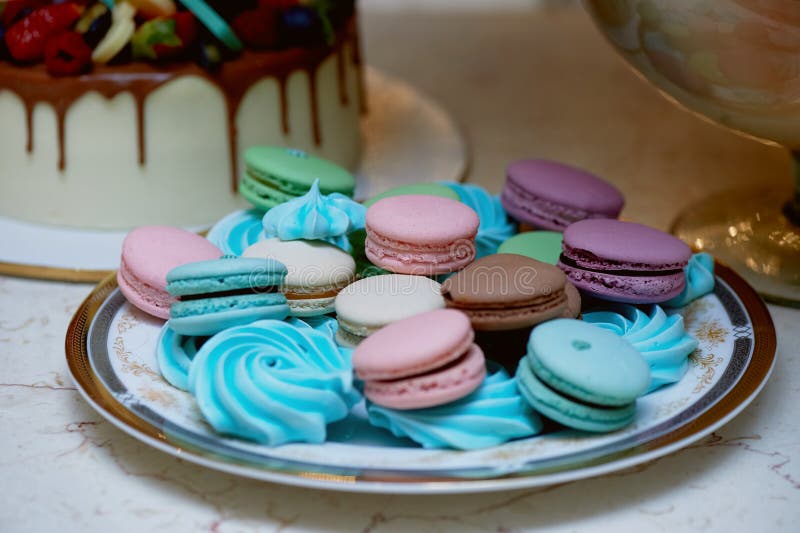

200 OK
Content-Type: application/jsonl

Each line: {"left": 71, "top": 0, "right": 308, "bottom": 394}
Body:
{"left": 65, "top": 262, "right": 776, "bottom": 490}
{"left": 0, "top": 261, "right": 112, "bottom": 283}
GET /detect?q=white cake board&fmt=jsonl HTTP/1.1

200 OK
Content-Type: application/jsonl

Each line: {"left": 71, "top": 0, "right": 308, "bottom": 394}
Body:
{"left": 0, "top": 68, "right": 468, "bottom": 282}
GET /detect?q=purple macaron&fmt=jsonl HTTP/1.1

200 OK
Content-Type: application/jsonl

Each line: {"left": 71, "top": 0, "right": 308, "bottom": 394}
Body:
{"left": 557, "top": 219, "right": 692, "bottom": 304}
{"left": 501, "top": 159, "right": 624, "bottom": 231}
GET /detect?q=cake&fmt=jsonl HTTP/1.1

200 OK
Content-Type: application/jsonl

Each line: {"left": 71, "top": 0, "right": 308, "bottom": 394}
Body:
{"left": 0, "top": 0, "right": 363, "bottom": 229}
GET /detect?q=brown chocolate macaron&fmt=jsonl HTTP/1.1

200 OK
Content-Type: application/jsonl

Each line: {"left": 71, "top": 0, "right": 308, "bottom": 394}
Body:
{"left": 441, "top": 253, "right": 580, "bottom": 370}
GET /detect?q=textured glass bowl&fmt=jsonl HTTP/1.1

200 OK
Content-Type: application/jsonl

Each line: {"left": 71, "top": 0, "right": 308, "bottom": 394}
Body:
{"left": 585, "top": 0, "right": 800, "bottom": 305}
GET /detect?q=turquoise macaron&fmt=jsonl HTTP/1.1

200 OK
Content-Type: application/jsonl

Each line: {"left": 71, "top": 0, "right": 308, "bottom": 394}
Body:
{"left": 166, "top": 257, "right": 290, "bottom": 336}
{"left": 516, "top": 319, "right": 651, "bottom": 432}
{"left": 239, "top": 146, "right": 356, "bottom": 211}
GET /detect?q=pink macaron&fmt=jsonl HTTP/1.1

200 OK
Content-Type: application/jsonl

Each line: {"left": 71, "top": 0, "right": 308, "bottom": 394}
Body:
{"left": 557, "top": 219, "right": 691, "bottom": 303}
{"left": 365, "top": 195, "right": 480, "bottom": 275}
{"left": 118, "top": 226, "right": 222, "bottom": 319}
{"left": 501, "top": 159, "right": 624, "bottom": 231}
{"left": 353, "top": 309, "right": 486, "bottom": 410}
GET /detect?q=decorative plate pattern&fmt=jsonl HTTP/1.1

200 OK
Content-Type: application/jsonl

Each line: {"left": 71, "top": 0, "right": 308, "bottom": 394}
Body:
{"left": 66, "top": 262, "right": 776, "bottom": 493}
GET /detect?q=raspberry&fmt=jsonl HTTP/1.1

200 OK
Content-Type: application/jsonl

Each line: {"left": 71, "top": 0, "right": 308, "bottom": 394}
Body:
{"left": 233, "top": 6, "right": 279, "bottom": 49}
{"left": 5, "top": 2, "right": 82, "bottom": 62}
{"left": 45, "top": 31, "right": 92, "bottom": 76}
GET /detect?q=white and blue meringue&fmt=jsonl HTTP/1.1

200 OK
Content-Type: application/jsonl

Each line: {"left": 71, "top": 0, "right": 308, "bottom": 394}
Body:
{"left": 187, "top": 319, "right": 358, "bottom": 445}
{"left": 441, "top": 182, "right": 516, "bottom": 258}
{"left": 583, "top": 304, "right": 698, "bottom": 392}
{"left": 367, "top": 366, "right": 542, "bottom": 450}
{"left": 665, "top": 253, "right": 715, "bottom": 307}
{"left": 262, "top": 179, "right": 365, "bottom": 251}
{"left": 156, "top": 324, "right": 205, "bottom": 391}
{"left": 206, "top": 208, "right": 266, "bottom": 256}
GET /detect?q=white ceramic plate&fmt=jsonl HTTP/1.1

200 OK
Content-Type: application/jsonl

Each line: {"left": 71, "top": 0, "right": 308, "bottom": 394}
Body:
{"left": 0, "top": 68, "right": 467, "bottom": 281}
{"left": 66, "top": 262, "right": 776, "bottom": 494}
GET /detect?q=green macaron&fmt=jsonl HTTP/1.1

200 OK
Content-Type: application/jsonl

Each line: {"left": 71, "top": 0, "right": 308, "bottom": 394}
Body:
{"left": 363, "top": 183, "right": 460, "bottom": 208}
{"left": 515, "top": 319, "right": 651, "bottom": 433}
{"left": 239, "top": 146, "right": 356, "bottom": 210}
{"left": 498, "top": 231, "right": 563, "bottom": 265}
{"left": 166, "top": 257, "right": 289, "bottom": 336}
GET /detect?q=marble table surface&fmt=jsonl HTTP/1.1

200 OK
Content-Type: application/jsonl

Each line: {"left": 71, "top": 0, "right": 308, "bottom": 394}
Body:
{"left": 2, "top": 3, "right": 798, "bottom": 532}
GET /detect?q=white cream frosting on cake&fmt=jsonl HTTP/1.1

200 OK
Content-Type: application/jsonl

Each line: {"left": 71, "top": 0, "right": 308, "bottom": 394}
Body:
{"left": 0, "top": 20, "right": 362, "bottom": 230}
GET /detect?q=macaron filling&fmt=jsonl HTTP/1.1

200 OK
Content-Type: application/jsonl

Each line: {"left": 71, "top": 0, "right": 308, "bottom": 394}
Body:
{"left": 529, "top": 355, "right": 635, "bottom": 407}
{"left": 356, "top": 329, "right": 476, "bottom": 381}
{"left": 363, "top": 343, "right": 487, "bottom": 410}
{"left": 170, "top": 292, "right": 286, "bottom": 318}
{"left": 337, "top": 316, "right": 376, "bottom": 341}
{"left": 177, "top": 285, "right": 280, "bottom": 301}
{"left": 244, "top": 166, "right": 311, "bottom": 197}
{"left": 502, "top": 179, "right": 595, "bottom": 228}
{"left": 118, "top": 257, "right": 174, "bottom": 312}
{"left": 558, "top": 254, "right": 684, "bottom": 277}
{"left": 560, "top": 244, "right": 689, "bottom": 274}
{"left": 445, "top": 292, "right": 568, "bottom": 327}
{"left": 365, "top": 232, "right": 476, "bottom": 269}
{"left": 516, "top": 358, "right": 635, "bottom": 432}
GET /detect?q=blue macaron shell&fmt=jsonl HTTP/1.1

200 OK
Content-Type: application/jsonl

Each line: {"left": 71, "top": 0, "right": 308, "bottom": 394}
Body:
{"left": 528, "top": 319, "right": 651, "bottom": 405}
{"left": 169, "top": 293, "right": 289, "bottom": 336}
{"left": 166, "top": 257, "right": 286, "bottom": 296}
{"left": 516, "top": 357, "right": 636, "bottom": 433}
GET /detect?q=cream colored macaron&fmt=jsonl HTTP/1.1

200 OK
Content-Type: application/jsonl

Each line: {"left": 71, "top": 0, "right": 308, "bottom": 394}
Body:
{"left": 334, "top": 274, "right": 446, "bottom": 347}
{"left": 242, "top": 238, "right": 355, "bottom": 316}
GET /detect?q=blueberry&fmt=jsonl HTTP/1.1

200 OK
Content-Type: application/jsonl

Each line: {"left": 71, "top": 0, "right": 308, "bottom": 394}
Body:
{"left": 83, "top": 9, "right": 112, "bottom": 49}
{"left": 279, "top": 6, "right": 325, "bottom": 48}
{"left": 205, "top": 0, "right": 257, "bottom": 22}
{"left": 0, "top": 26, "right": 7, "bottom": 60}
{"left": 194, "top": 41, "right": 222, "bottom": 72}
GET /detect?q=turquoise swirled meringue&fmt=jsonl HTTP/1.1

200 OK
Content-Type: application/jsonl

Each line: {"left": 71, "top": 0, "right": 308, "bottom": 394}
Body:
{"left": 366, "top": 365, "right": 542, "bottom": 450}
{"left": 156, "top": 324, "right": 206, "bottom": 391}
{"left": 187, "top": 319, "right": 358, "bottom": 445}
{"left": 261, "top": 179, "right": 366, "bottom": 251}
{"left": 206, "top": 208, "right": 266, "bottom": 256}
{"left": 583, "top": 304, "right": 698, "bottom": 392}
{"left": 286, "top": 315, "right": 340, "bottom": 342}
{"left": 441, "top": 182, "right": 516, "bottom": 258}
{"left": 665, "top": 253, "right": 715, "bottom": 307}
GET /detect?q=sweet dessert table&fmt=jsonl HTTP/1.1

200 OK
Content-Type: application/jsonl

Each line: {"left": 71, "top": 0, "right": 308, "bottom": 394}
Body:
{"left": 1, "top": 2, "right": 797, "bottom": 531}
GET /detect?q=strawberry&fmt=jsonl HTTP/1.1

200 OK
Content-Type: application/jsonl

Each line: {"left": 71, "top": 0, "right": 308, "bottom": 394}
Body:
{"left": 45, "top": 30, "right": 92, "bottom": 75}
{"left": 5, "top": 2, "right": 82, "bottom": 62}
{"left": 233, "top": 5, "right": 279, "bottom": 49}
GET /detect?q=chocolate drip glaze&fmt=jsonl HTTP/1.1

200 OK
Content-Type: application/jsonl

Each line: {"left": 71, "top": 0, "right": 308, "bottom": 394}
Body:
{"left": 0, "top": 18, "right": 361, "bottom": 191}
{"left": 335, "top": 46, "right": 348, "bottom": 106}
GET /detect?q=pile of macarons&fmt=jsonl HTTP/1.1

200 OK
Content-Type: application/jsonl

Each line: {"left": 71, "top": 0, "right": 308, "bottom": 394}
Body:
{"left": 117, "top": 147, "right": 714, "bottom": 450}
